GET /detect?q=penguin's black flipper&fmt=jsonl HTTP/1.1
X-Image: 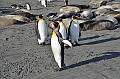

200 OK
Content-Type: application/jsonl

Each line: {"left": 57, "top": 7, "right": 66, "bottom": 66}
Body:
{"left": 35, "top": 20, "right": 41, "bottom": 40}
{"left": 64, "top": 0, "right": 68, "bottom": 5}
{"left": 79, "top": 31, "right": 81, "bottom": 37}
{"left": 67, "top": 20, "right": 72, "bottom": 40}
{"left": 56, "top": 28, "right": 63, "bottom": 44}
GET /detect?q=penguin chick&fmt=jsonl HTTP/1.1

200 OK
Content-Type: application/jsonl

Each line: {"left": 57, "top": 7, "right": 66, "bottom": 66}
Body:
{"left": 36, "top": 14, "right": 48, "bottom": 46}
{"left": 68, "top": 15, "right": 80, "bottom": 46}
{"left": 51, "top": 21, "right": 72, "bottom": 71}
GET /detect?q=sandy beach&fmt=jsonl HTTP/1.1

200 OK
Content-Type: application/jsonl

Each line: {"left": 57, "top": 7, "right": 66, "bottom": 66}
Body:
{"left": 0, "top": 0, "right": 120, "bottom": 79}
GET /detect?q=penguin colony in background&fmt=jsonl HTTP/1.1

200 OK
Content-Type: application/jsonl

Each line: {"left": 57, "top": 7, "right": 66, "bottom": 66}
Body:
{"left": 0, "top": 0, "right": 120, "bottom": 71}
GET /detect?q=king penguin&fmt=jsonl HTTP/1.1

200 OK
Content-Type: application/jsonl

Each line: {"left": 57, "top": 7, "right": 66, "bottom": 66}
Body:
{"left": 68, "top": 15, "right": 80, "bottom": 45}
{"left": 58, "top": 18, "right": 67, "bottom": 40}
{"left": 50, "top": 21, "right": 72, "bottom": 71}
{"left": 36, "top": 14, "right": 48, "bottom": 45}
{"left": 41, "top": 0, "right": 47, "bottom": 7}
{"left": 25, "top": 2, "right": 31, "bottom": 10}
{"left": 64, "top": 0, "right": 68, "bottom": 5}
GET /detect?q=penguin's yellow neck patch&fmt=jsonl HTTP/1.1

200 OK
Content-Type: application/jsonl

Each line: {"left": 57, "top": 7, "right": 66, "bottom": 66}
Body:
{"left": 52, "top": 31, "right": 57, "bottom": 36}
{"left": 59, "top": 22, "right": 63, "bottom": 25}
{"left": 12, "top": 6, "right": 14, "bottom": 8}
{"left": 73, "top": 19, "right": 77, "bottom": 22}
{"left": 16, "top": 7, "right": 19, "bottom": 10}
{"left": 39, "top": 18, "right": 43, "bottom": 22}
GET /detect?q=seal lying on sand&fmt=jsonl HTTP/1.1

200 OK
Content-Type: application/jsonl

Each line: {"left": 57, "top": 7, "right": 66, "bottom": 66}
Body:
{"left": 114, "top": 14, "right": 120, "bottom": 22}
{"left": 10, "top": 11, "right": 36, "bottom": 21}
{"left": 0, "top": 17, "right": 17, "bottom": 26}
{"left": 59, "top": 6, "right": 81, "bottom": 12}
{"left": 80, "top": 20, "right": 115, "bottom": 31}
{"left": 89, "top": 0, "right": 114, "bottom": 7}
{"left": 93, "top": 15, "right": 118, "bottom": 24}
{"left": 81, "top": 10, "right": 96, "bottom": 19}
{"left": 0, "top": 15, "right": 30, "bottom": 23}
{"left": 58, "top": 11, "right": 80, "bottom": 19}
{"left": 59, "top": 4, "right": 91, "bottom": 13}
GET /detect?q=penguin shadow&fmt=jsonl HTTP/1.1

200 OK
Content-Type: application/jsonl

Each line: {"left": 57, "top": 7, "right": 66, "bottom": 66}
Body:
{"left": 68, "top": 52, "right": 120, "bottom": 69}
{"left": 55, "top": 0, "right": 64, "bottom": 2}
{"left": 47, "top": 4, "right": 56, "bottom": 7}
{"left": 74, "top": 35, "right": 100, "bottom": 46}
{"left": 32, "top": 8, "right": 44, "bottom": 10}
{"left": 81, "top": 37, "right": 120, "bottom": 46}
{"left": 15, "top": 21, "right": 27, "bottom": 25}
{"left": 79, "top": 35, "right": 100, "bottom": 41}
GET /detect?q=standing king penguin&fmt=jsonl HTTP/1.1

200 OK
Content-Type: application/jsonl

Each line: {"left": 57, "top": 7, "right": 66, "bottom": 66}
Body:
{"left": 68, "top": 15, "right": 80, "bottom": 45}
{"left": 58, "top": 18, "right": 67, "bottom": 40}
{"left": 36, "top": 14, "right": 48, "bottom": 45}
{"left": 50, "top": 21, "right": 72, "bottom": 71}
{"left": 41, "top": 0, "right": 47, "bottom": 7}
{"left": 25, "top": 2, "right": 31, "bottom": 10}
{"left": 64, "top": 0, "right": 68, "bottom": 5}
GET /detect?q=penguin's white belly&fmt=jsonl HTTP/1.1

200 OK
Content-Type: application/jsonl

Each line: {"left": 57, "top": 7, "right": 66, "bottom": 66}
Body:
{"left": 59, "top": 24, "right": 67, "bottom": 39}
{"left": 26, "top": 4, "right": 30, "bottom": 10}
{"left": 41, "top": 0, "right": 47, "bottom": 7}
{"left": 51, "top": 36, "right": 62, "bottom": 68}
{"left": 38, "top": 21, "right": 47, "bottom": 42}
{"left": 70, "top": 23, "right": 79, "bottom": 43}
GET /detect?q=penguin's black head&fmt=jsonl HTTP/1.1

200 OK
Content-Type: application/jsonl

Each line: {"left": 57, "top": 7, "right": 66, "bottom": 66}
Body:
{"left": 72, "top": 15, "right": 78, "bottom": 19}
{"left": 24, "top": 2, "right": 30, "bottom": 8}
{"left": 49, "top": 20, "right": 59, "bottom": 30}
{"left": 17, "top": 5, "right": 24, "bottom": 9}
{"left": 11, "top": 4, "right": 17, "bottom": 8}
{"left": 38, "top": 14, "right": 44, "bottom": 19}
{"left": 54, "top": 21, "right": 59, "bottom": 29}
{"left": 58, "top": 18, "right": 62, "bottom": 22}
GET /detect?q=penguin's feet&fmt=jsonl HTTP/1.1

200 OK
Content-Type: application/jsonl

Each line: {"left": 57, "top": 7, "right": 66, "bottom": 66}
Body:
{"left": 72, "top": 42, "right": 79, "bottom": 46}
{"left": 75, "top": 42, "right": 78, "bottom": 46}
{"left": 38, "top": 39, "right": 46, "bottom": 46}
{"left": 39, "top": 42, "right": 46, "bottom": 46}
{"left": 71, "top": 43, "right": 74, "bottom": 46}
{"left": 59, "top": 66, "right": 69, "bottom": 71}
{"left": 55, "top": 67, "right": 65, "bottom": 71}
{"left": 55, "top": 66, "right": 69, "bottom": 71}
